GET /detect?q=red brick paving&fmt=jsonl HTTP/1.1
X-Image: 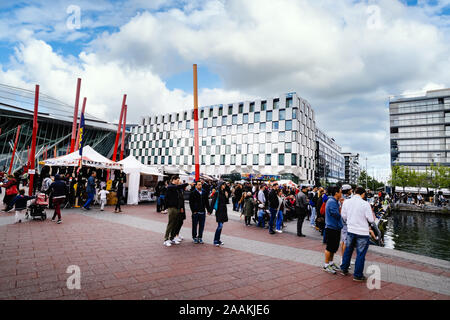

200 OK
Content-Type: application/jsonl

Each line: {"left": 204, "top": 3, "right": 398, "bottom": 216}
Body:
{"left": 0, "top": 206, "right": 448, "bottom": 300}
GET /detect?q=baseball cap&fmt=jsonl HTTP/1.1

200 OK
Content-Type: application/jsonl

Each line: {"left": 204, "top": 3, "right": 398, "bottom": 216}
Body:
{"left": 342, "top": 184, "right": 352, "bottom": 191}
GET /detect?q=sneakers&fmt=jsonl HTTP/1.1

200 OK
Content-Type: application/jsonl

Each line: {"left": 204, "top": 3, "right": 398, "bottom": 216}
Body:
{"left": 329, "top": 262, "right": 340, "bottom": 271}
{"left": 214, "top": 241, "right": 224, "bottom": 247}
{"left": 174, "top": 236, "right": 183, "bottom": 242}
{"left": 269, "top": 230, "right": 275, "bottom": 235}
{"left": 193, "top": 238, "right": 199, "bottom": 244}
{"left": 353, "top": 275, "right": 367, "bottom": 282}
{"left": 340, "top": 269, "right": 349, "bottom": 276}
{"left": 56, "top": 220, "right": 62, "bottom": 224}
{"left": 171, "top": 239, "right": 181, "bottom": 245}
{"left": 297, "top": 234, "right": 306, "bottom": 237}
{"left": 322, "top": 264, "right": 337, "bottom": 274}
{"left": 275, "top": 229, "right": 283, "bottom": 233}
{"left": 163, "top": 240, "right": 172, "bottom": 247}
{"left": 198, "top": 238, "right": 204, "bottom": 244}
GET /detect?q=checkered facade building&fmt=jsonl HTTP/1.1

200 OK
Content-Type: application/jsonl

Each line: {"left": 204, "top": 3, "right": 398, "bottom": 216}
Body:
{"left": 129, "top": 92, "right": 317, "bottom": 184}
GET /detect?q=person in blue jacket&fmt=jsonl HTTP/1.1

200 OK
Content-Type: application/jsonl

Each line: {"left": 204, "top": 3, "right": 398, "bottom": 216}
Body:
{"left": 322, "top": 186, "right": 343, "bottom": 274}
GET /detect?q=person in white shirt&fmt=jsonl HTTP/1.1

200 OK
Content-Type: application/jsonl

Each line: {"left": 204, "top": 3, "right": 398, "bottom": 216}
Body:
{"left": 339, "top": 186, "right": 374, "bottom": 282}
{"left": 98, "top": 187, "right": 109, "bottom": 211}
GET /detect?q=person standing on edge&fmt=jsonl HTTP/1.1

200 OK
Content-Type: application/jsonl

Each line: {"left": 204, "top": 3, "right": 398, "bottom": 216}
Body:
{"left": 295, "top": 185, "right": 309, "bottom": 237}
{"left": 163, "top": 176, "right": 189, "bottom": 247}
{"left": 46, "top": 174, "right": 67, "bottom": 224}
{"left": 210, "top": 182, "right": 228, "bottom": 246}
{"left": 322, "top": 186, "right": 343, "bottom": 274}
{"left": 267, "top": 182, "right": 279, "bottom": 235}
{"left": 82, "top": 171, "right": 96, "bottom": 210}
{"left": 189, "top": 181, "right": 207, "bottom": 244}
{"left": 340, "top": 186, "right": 375, "bottom": 281}
{"left": 114, "top": 178, "right": 124, "bottom": 213}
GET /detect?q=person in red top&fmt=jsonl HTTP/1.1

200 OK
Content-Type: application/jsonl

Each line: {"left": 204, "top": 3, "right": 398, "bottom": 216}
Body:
{"left": 0, "top": 175, "right": 18, "bottom": 212}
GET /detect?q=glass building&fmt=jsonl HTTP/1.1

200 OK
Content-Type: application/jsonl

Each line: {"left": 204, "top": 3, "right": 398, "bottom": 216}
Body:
{"left": 0, "top": 83, "right": 121, "bottom": 173}
{"left": 389, "top": 88, "right": 450, "bottom": 171}
{"left": 129, "top": 92, "right": 317, "bottom": 184}
{"left": 315, "top": 128, "right": 345, "bottom": 186}
{"left": 342, "top": 152, "right": 360, "bottom": 185}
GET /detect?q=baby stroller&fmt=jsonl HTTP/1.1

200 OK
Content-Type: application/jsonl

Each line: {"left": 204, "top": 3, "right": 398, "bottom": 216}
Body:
{"left": 26, "top": 192, "right": 48, "bottom": 221}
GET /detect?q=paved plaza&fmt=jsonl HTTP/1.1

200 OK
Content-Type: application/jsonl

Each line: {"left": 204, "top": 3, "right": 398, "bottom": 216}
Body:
{"left": 0, "top": 202, "right": 449, "bottom": 300}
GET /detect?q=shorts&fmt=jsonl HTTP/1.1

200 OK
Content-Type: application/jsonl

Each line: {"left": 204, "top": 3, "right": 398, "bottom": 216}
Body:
{"left": 340, "top": 224, "right": 348, "bottom": 243}
{"left": 325, "top": 228, "right": 341, "bottom": 253}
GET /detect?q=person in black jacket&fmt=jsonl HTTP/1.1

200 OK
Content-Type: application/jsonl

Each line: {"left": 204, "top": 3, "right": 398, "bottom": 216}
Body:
{"left": 10, "top": 189, "right": 35, "bottom": 223}
{"left": 163, "top": 176, "right": 189, "bottom": 247}
{"left": 267, "top": 182, "right": 280, "bottom": 235}
{"left": 189, "top": 181, "right": 208, "bottom": 244}
{"left": 201, "top": 179, "right": 211, "bottom": 213}
{"left": 46, "top": 174, "right": 67, "bottom": 224}
{"left": 114, "top": 178, "right": 124, "bottom": 213}
{"left": 209, "top": 182, "right": 228, "bottom": 246}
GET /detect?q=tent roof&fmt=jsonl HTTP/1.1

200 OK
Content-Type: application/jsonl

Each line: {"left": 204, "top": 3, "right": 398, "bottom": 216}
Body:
{"left": 41, "top": 145, "right": 122, "bottom": 170}
{"left": 118, "top": 155, "right": 164, "bottom": 176}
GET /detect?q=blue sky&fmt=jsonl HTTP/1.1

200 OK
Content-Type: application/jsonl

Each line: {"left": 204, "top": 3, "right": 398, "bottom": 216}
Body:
{"left": 0, "top": 0, "right": 449, "bottom": 179}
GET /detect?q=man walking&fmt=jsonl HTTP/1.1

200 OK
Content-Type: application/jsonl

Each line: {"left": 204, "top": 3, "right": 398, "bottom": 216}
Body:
{"left": 163, "top": 176, "right": 189, "bottom": 247}
{"left": 323, "top": 186, "right": 343, "bottom": 274}
{"left": 295, "top": 185, "right": 309, "bottom": 237}
{"left": 268, "top": 182, "right": 279, "bottom": 235}
{"left": 82, "top": 171, "right": 96, "bottom": 210}
{"left": 340, "top": 186, "right": 375, "bottom": 281}
{"left": 189, "top": 181, "right": 208, "bottom": 244}
{"left": 46, "top": 174, "right": 67, "bottom": 224}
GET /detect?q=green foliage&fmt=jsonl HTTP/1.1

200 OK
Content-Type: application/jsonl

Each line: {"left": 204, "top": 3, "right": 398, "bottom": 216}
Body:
{"left": 358, "top": 170, "right": 385, "bottom": 191}
{"left": 389, "top": 164, "right": 450, "bottom": 190}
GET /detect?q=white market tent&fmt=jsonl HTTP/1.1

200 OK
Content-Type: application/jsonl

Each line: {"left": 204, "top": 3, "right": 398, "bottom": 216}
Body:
{"left": 278, "top": 179, "right": 298, "bottom": 187}
{"left": 40, "top": 145, "right": 122, "bottom": 170}
{"left": 118, "top": 155, "right": 165, "bottom": 205}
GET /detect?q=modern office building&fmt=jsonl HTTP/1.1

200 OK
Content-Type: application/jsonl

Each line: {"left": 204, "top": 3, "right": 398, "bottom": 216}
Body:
{"left": 315, "top": 128, "right": 345, "bottom": 186}
{"left": 0, "top": 83, "right": 122, "bottom": 173}
{"left": 342, "top": 152, "right": 360, "bottom": 185}
{"left": 389, "top": 88, "right": 450, "bottom": 171}
{"left": 129, "top": 92, "right": 317, "bottom": 184}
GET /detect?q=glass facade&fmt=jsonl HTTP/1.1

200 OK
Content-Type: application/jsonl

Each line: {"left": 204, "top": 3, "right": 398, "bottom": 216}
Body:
{"left": 315, "top": 128, "right": 345, "bottom": 185}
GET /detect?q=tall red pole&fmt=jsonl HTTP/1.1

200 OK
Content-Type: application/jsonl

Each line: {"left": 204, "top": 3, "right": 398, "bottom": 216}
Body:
{"left": 29, "top": 85, "right": 39, "bottom": 196}
{"left": 193, "top": 64, "right": 200, "bottom": 181}
{"left": 75, "top": 97, "right": 87, "bottom": 151}
{"left": 112, "top": 94, "right": 126, "bottom": 162}
{"left": 70, "top": 78, "right": 81, "bottom": 153}
{"left": 120, "top": 104, "right": 127, "bottom": 161}
{"left": 8, "top": 125, "right": 21, "bottom": 175}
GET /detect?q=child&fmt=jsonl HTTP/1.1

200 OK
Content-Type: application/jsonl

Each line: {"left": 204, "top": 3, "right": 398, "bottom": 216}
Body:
{"left": 98, "top": 187, "right": 109, "bottom": 211}
{"left": 9, "top": 190, "right": 35, "bottom": 223}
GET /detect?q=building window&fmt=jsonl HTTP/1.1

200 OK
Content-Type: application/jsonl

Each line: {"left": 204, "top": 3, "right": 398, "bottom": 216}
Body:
{"left": 237, "top": 125, "right": 243, "bottom": 133}
{"left": 249, "top": 102, "right": 255, "bottom": 112}
{"left": 226, "top": 145, "right": 231, "bottom": 154}
{"left": 211, "top": 155, "right": 215, "bottom": 165}
{"left": 161, "top": 156, "right": 165, "bottom": 165}
{"left": 232, "top": 115, "right": 237, "bottom": 125}
{"left": 279, "top": 109, "right": 285, "bottom": 120}
{"left": 203, "top": 119, "right": 207, "bottom": 127}
{"left": 260, "top": 122, "right": 266, "bottom": 131}
{"left": 184, "top": 112, "right": 187, "bottom": 120}
{"left": 291, "top": 153, "right": 297, "bottom": 166}
{"left": 219, "top": 107, "right": 223, "bottom": 116}
{"left": 259, "top": 144, "right": 265, "bottom": 153}
{"left": 231, "top": 154, "right": 236, "bottom": 165}
{"left": 176, "top": 156, "right": 180, "bottom": 165}
{"left": 242, "top": 154, "right": 247, "bottom": 165}
{"left": 243, "top": 113, "right": 248, "bottom": 124}
{"left": 209, "top": 108, "right": 213, "bottom": 117}
{"left": 265, "top": 154, "right": 271, "bottom": 165}
{"left": 266, "top": 110, "right": 272, "bottom": 121}
{"left": 248, "top": 124, "right": 254, "bottom": 132}
{"left": 200, "top": 109, "right": 204, "bottom": 118}
{"left": 272, "top": 121, "right": 279, "bottom": 131}
{"left": 239, "top": 104, "right": 243, "bottom": 113}
{"left": 216, "top": 145, "right": 220, "bottom": 154}
{"left": 254, "top": 112, "right": 260, "bottom": 122}
{"left": 279, "top": 154, "right": 284, "bottom": 165}
{"left": 253, "top": 154, "right": 258, "bottom": 165}
{"left": 285, "top": 120, "right": 292, "bottom": 131}
{"left": 207, "top": 128, "right": 212, "bottom": 136}
{"left": 261, "top": 101, "right": 267, "bottom": 111}
{"left": 212, "top": 117, "right": 217, "bottom": 126}
{"left": 227, "top": 126, "right": 232, "bottom": 134}
{"left": 285, "top": 142, "right": 292, "bottom": 153}
{"left": 286, "top": 98, "right": 293, "bottom": 108}
{"left": 221, "top": 155, "right": 225, "bottom": 165}
{"left": 272, "top": 143, "right": 278, "bottom": 153}
{"left": 222, "top": 116, "right": 227, "bottom": 125}
{"left": 186, "top": 120, "right": 190, "bottom": 129}
{"left": 228, "top": 105, "right": 233, "bottom": 115}
{"left": 273, "top": 99, "right": 279, "bottom": 110}
{"left": 201, "top": 155, "right": 206, "bottom": 165}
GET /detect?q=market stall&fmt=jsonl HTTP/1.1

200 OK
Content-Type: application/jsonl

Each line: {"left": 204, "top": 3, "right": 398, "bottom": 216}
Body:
{"left": 118, "top": 155, "right": 165, "bottom": 205}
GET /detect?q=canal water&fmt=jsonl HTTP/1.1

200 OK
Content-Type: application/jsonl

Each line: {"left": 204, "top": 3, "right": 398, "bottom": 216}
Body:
{"left": 383, "top": 211, "right": 450, "bottom": 261}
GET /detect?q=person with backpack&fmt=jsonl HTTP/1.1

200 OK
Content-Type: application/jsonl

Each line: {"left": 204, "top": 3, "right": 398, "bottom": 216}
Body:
{"left": 0, "top": 175, "right": 18, "bottom": 212}
{"left": 295, "top": 185, "right": 309, "bottom": 237}
{"left": 10, "top": 189, "right": 35, "bottom": 223}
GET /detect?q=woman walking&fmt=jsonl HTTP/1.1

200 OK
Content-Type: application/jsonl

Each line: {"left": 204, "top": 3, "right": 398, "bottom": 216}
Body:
{"left": 209, "top": 182, "right": 228, "bottom": 246}
{"left": 114, "top": 178, "right": 124, "bottom": 213}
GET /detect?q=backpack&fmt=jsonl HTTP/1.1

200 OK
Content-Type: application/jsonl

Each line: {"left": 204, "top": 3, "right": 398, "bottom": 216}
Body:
{"left": 319, "top": 201, "right": 326, "bottom": 216}
{"left": 6, "top": 184, "right": 18, "bottom": 195}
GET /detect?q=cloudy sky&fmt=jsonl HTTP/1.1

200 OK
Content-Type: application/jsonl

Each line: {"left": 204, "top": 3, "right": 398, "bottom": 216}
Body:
{"left": 1, "top": 0, "right": 449, "bottom": 181}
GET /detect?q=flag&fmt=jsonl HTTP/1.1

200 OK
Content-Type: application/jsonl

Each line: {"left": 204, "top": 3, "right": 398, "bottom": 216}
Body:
{"left": 78, "top": 112, "right": 85, "bottom": 156}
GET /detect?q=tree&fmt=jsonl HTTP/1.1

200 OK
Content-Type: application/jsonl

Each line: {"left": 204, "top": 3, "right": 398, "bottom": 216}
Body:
{"left": 390, "top": 165, "right": 409, "bottom": 192}
{"left": 358, "top": 170, "right": 385, "bottom": 191}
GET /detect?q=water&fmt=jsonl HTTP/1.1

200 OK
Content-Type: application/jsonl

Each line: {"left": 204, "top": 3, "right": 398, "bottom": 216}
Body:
{"left": 383, "top": 211, "right": 450, "bottom": 261}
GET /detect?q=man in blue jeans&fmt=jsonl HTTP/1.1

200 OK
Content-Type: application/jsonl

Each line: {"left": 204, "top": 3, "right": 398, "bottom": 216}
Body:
{"left": 82, "top": 171, "right": 96, "bottom": 210}
{"left": 340, "top": 186, "right": 375, "bottom": 281}
{"left": 267, "top": 183, "right": 279, "bottom": 235}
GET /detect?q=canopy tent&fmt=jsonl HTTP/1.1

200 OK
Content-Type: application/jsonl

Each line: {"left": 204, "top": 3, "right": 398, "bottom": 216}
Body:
{"left": 278, "top": 179, "right": 298, "bottom": 188}
{"left": 162, "top": 166, "right": 190, "bottom": 175}
{"left": 118, "top": 155, "right": 164, "bottom": 205}
{"left": 40, "top": 145, "right": 122, "bottom": 170}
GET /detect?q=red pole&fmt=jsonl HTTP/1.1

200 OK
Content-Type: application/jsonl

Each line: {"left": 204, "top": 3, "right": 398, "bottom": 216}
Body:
{"left": 120, "top": 104, "right": 127, "bottom": 160}
{"left": 8, "top": 125, "right": 21, "bottom": 175}
{"left": 54, "top": 145, "right": 57, "bottom": 158}
{"left": 75, "top": 97, "right": 87, "bottom": 151}
{"left": 29, "top": 85, "right": 39, "bottom": 196}
{"left": 112, "top": 94, "right": 126, "bottom": 161}
{"left": 70, "top": 78, "right": 81, "bottom": 153}
{"left": 193, "top": 64, "right": 200, "bottom": 181}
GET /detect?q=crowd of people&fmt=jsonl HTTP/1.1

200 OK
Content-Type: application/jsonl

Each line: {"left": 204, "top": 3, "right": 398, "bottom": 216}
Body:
{"left": 0, "top": 166, "right": 127, "bottom": 224}
{"left": 392, "top": 192, "right": 448, "bottom": 207}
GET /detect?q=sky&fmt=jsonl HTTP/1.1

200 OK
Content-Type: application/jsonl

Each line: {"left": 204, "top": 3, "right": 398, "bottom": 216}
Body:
{"left": 0, "top": 0, "right": 449, "bottom": 182}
